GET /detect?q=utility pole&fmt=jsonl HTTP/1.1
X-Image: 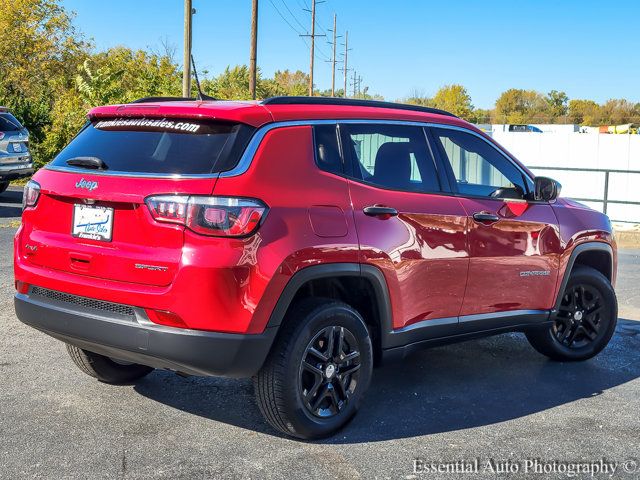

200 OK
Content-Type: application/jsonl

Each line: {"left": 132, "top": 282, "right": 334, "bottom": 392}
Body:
{"left": 340, "top": 30, "right": 351, "bottom": 98}
{"left": 329, "top": 14, "right": 339, "bottom": 97}
{"left": 301, "top": 0, "right": 325, "bottom": 96}
{"left": 352, "top": 70, "right": 357, "bottom": 98}
{"left": 182, "top": 0, "right": 193, "bottom": 98}
{"left": 249, "top": 0, "right": 258, "bottom": 99}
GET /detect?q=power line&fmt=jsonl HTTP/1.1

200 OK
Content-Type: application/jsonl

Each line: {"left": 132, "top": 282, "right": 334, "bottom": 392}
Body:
{"left": 268, "top": 0, "right": 303, "bottom": 35}
{"left": 279, "top": 0, "right": 307, "bottom": 31}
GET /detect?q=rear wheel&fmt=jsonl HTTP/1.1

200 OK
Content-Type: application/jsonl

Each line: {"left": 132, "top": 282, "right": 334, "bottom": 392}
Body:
{"left": 66, "top": 344, "right": 154, "bottom": 384}
{"left": 0, "top": 182, "right": 9, "bottom": 194}
{"left": 526, "top": 266, "right": 617, "bottom": 361}
{"left": 254, "top": 298, "right": 373, "bottom": 439}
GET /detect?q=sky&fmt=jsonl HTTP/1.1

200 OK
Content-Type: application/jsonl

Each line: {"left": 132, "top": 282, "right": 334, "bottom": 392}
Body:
{"left": 60, "top": 0, "right": 640, "bottom": 109}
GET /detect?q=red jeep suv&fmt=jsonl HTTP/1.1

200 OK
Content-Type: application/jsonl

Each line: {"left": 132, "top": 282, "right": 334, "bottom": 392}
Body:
{"left": 14, "top": 97, "right": 618, "bottom": 439}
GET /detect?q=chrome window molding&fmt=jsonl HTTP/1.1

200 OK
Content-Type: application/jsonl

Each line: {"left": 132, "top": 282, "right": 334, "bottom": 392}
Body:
{"left": 44, "top": 119, "right": 533, "bottom": 183}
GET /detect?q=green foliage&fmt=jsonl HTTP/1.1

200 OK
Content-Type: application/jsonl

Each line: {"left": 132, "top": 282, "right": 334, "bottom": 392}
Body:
{"left": 404, "top": 85, "right": 474, "bottom": 121}
{"left": 266, "top": 70, "right": 309, "bottom": 97}
{"left": 75, "top": 59, "right": 125, "bottom": 106}
{"left": 569, "top": 99, "right": 601, "bottom": 126}
{"left": 546, "top": 90, "right": 569, "bottom": 118}
{"left": 494, "top": 89, "right": 548, "bottom": 124}
{"left": 431, "top": 85, "right": 474, "bottom": 119}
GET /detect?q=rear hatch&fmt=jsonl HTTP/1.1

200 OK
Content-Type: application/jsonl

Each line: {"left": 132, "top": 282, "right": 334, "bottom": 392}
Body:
{"left": 0, "top": 112, "right": 30, "bottom": 162}
{"left": 20, "top": 116, "right": 255, "bottom": 287}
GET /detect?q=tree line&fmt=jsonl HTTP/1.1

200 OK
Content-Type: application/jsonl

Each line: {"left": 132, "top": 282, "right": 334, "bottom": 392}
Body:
{"left": 2, "top": 0, "right": 639, "bottom": 170}
{"left": 405, "top": 86, "right": 640, "bottom": 126}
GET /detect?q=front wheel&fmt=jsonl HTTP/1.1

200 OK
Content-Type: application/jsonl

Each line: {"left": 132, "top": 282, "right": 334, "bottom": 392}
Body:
{"left": 254, "top": 299, "right": 373, "bottom": 439}
{"left": 526, "top": 266, "right": 617, "bottom": 361}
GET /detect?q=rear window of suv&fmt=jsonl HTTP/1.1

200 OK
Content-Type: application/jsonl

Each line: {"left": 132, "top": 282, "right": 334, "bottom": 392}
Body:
{"left": 50, "top": 118, "right": 255, "bottom": 175}
{"left": 0, "top": 113, "right": 23, "bottom": 131}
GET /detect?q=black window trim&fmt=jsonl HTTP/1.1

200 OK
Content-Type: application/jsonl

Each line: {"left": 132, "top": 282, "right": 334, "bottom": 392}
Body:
{"left": 312, "top": 124, "right": 346, "bottom": 176}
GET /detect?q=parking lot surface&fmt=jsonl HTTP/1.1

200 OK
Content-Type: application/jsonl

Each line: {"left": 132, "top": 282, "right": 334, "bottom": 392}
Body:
{"left": 1, "top": 187, "right": 639, "bottom": 479}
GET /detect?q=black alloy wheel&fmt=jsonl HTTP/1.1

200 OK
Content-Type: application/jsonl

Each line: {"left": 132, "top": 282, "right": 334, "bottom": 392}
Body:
{"left": 525, "top": 266, "right": 617, "bottom": 362}
{"left": 553, "top": 283, "right": 605, "bottom": 348}
{"left": 299, "top": 325, "right": 361, "bottom": 418}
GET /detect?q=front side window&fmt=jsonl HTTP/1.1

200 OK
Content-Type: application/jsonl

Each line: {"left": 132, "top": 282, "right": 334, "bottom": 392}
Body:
{"left": 341, "top": 124, "right": 440, "bottom": 193}
{"left": 431, "top": 127, "right": 529, "bottom": 199}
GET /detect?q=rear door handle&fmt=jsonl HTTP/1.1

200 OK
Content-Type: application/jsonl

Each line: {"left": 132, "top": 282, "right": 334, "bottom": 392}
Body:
{"left": 363, "top": 206, "right": 399, "bottom": 218}
{"left": 472, "top": 212, "right": 500, "bottom": 224}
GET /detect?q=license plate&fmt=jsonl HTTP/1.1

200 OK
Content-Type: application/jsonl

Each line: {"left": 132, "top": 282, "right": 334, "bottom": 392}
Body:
{"left": 72, "top": 204, "right": 114, "bottom": 241}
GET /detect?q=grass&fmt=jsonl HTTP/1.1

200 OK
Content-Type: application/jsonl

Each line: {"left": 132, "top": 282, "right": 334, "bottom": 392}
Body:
{"left": 10, "top": 177, "right": 30, "bottom": 187}
{"left": 0, "top": 220, "right": 21, "bottom": 228}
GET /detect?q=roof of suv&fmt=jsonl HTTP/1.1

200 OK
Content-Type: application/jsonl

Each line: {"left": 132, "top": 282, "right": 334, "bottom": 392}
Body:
{"left": 88, "top": 96, "right": 474, "bottom": 131}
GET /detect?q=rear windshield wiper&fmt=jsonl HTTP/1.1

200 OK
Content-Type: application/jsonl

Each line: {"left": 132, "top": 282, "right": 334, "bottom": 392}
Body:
{"left": 66, "top": 156, "right": 109, "bottom": 170}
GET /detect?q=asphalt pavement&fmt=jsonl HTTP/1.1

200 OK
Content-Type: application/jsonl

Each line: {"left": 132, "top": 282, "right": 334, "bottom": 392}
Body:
{"left": 1, "top": 186, "right": 639, "bottom": 479}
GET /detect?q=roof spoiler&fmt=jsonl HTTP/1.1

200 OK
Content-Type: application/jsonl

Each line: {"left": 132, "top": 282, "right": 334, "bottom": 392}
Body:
{"left": 131, "top": 97, "right": 196, "bottom": 104}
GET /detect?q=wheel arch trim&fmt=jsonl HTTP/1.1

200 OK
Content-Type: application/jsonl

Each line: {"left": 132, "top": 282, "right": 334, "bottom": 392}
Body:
{"left": 554, "top": 242, "right": 614, "bottom": 311}
{"left": 265, "top": 263, "right": 394, "bottom": 336}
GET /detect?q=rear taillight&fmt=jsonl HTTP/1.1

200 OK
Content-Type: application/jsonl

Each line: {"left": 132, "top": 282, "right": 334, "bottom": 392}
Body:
{"left": 0, "top": 132, "right": 4, "bottom": 140}
{"left": 22, "top": 180, "right": 40, "bottom": 210}
{"left": 145, "top": 195, "right": 267, "bottom": 237}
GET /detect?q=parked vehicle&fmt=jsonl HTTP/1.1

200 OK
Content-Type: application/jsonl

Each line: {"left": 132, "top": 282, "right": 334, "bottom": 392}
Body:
{"left": 14, "top": 97, "right": 618, "bottom": 439}
{"left": 508, "top": 124, "right": 543, "bottom": 133}
{"left": 0, "top": 107, "right": 33, "bottom": 193}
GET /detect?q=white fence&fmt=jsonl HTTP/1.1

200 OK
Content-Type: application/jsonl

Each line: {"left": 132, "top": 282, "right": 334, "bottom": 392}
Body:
{"left": 492, "top": 132, "right": 640, "bottom": 223}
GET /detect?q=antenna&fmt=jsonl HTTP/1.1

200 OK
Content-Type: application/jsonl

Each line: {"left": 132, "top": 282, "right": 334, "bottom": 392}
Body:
{"left": 190, "top": 55, "right": 216, "bottom": 101}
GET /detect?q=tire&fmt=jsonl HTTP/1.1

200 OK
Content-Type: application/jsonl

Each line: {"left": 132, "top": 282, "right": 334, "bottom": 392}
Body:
{"left": 526, "top": 266, "right": 617, "bottom": 361}
{"left": 66, "top": 344, "right": 154, "bottom": 384}
{"left": 254, "top": 298, "right": 373, "bottom": 439}
{"left": 0, "top": 182, "right": 9, "bottom": 194}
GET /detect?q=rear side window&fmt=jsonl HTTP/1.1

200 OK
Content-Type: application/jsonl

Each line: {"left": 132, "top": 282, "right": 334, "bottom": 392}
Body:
{"left": 0, "top": 113, "right": 23, "bottom": 131}
{"left": 313, "top": 125, "right": 343, "bottom": 175}
{"left": 341, "top": 123, "right": 440, "bottom": 193}
{"left": 50, "top": 118, "right": 255, "bottom": 175}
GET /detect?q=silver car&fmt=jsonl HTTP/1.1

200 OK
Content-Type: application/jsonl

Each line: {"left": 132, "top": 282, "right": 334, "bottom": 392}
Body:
{"left": 0, "top": 107, "right": 34, "bottom": 194}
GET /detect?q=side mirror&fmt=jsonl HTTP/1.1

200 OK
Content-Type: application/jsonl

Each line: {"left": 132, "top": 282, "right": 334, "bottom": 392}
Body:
{"left": 534, "top": 176, "right": 561, "bottom": 202}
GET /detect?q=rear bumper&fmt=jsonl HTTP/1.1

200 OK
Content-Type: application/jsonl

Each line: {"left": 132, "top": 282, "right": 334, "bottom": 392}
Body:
{"left": 0, "top": 159, "right": 33, "bottom": 180}
{"left": 14, "top": 292, "right": 278, "bottom": 378}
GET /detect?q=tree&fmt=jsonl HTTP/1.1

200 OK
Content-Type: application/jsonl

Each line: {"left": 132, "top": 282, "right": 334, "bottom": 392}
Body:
{"left": 494, "top": 89, "right": 548, "bottom": 124}
{"left": 0, "top": 0, "right": 89, "bottom": 166}
{"left": 265, "top": 70, "right": 309, "bottom": 97}
{"left": 546, "top": 90, "right": 569, "bottom": 120}
{"left": 75, "top": 59, "right": 125, "bottom": 106}
{"left": 471, "top": 108, "right": 493, "bottom": 124}
{"left": 404, "top": 88, "right": 432, "bottom": 107}
{"left": 568, "top": 99, "right": 601, "bottom": 126}
{"left": 430, "top": 84, "right": 474, "bottom": 120}
{"left": 600, "top": 99, "right": 638, "bottom": 125}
